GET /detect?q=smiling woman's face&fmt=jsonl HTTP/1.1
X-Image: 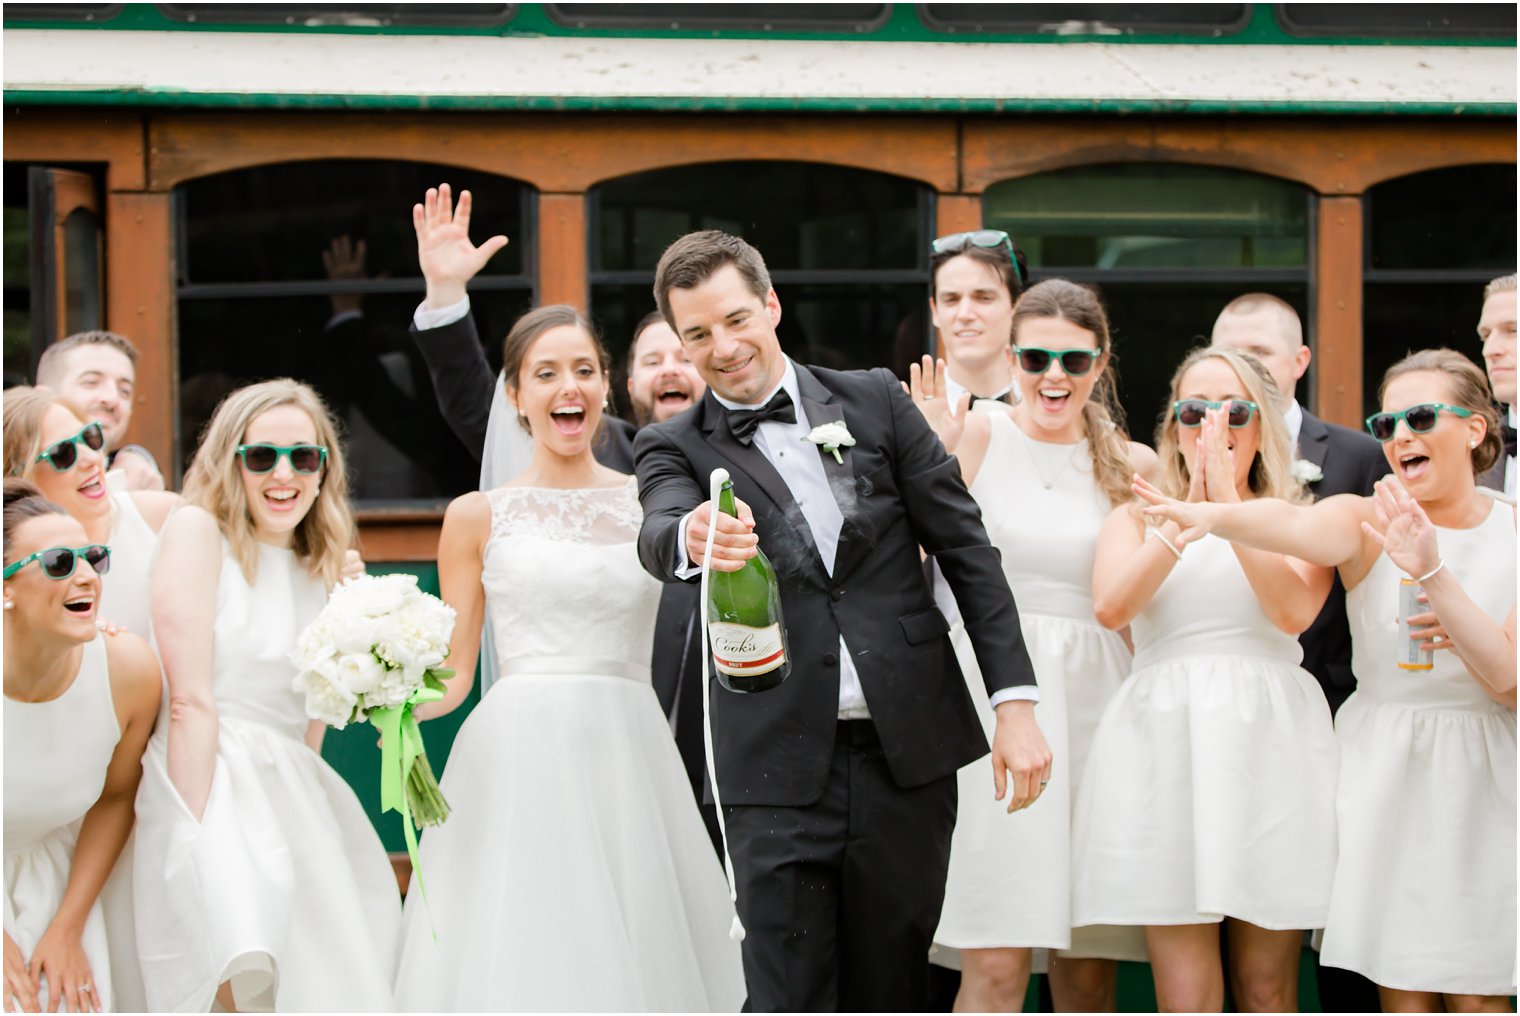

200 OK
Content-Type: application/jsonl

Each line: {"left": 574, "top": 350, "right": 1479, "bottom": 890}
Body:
{"left": 511, "top": 324, "right": 609, "bottom": 457}
{"left": 1378, "top": 370, "right": 1486, "bottom": 498}
{"left": 29, "top": 404, "right": 110, "bottom": 527}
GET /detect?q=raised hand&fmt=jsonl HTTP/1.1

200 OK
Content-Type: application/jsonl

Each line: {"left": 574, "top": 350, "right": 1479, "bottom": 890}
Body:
{"left": 3, "top": 933, "right": 38, "bottom": 1014}
{"left": 412, "top": 183, "right": 509, "bottom": 310}
{"left": 1200, "top": 409, "right": 1240, "bottom": 503}
{"left": 905, "top": 355, "right": 970, "bottom": 452}
{"left": 1361, "top": 476, "right": 1441, "bottom": 580}
{"left": 323, "top": 235, "right": 368, "bottom": 316}
{"left": 1134, "top": 474, "right": 1214, "bottom": 549}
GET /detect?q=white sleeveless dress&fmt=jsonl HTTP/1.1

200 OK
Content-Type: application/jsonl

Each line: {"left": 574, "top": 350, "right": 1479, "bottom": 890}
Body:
{"left": 392, "top": 480, "right": 746, "bottom": 1012}
{"left": 101, "top": 491, "right": 158, "bottom": 636}
{"left": 96, "top": 491, "right": 160, "bottom": 1012}
{"left": 934, "top": 413, "right": 1142, "bottom": 961}
{"left": 133, "top": 539, "right": 401, "bottom": 1012}
{"left": 4, "top": 636, "right": 120, "bottom": 1012}
{"left": 1072, "top": 533, "right": 1339, "bottom": 930}
{"left": 1321, "top": 500, "right": 1516, "bottom": 995}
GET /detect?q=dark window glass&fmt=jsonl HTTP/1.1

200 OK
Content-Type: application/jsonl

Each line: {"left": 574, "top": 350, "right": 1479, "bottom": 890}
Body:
{"left": 549, "top": 4, "right": 887, "bottom": 31}
{"left": 920, "top": 4, "right": 1249, "bottom": 34}
{"left": 591, "top": 162, "right": 930, "bottom": 409}
{"left": 1278, "top": 4, "right": 1516, "bottom": 38}
{"left": 1367, "top": 164, "right": 1517, "bottom": 272}
{"left": 1362, "top": 165, "right": 1515, "bottom": 417}
{"left": 3, "top": 165, "right": 31, "bottom": 388}
{"left": 987, "top": 164, "right": 1309, "bottom": 271}
{"left": 3, "top": 4, "right": 120, "bottom": 22}
{"left": 158, "top": 3, "right": 514, "bottom": 26}
{"left": 176, "top": 161, "right": 534, "bottom": 505}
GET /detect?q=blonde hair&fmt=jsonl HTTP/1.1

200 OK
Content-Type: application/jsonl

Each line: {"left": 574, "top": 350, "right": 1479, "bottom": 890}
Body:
{"left": 1010, "top": 279, "right": 1135, "bottom": 508}
{"left": 182, "top": 379, "right": 353, "bottom": 587}
{"left": 1153, "top": 347, "right": 1307, "bottom": 504}
{"left": 3, "top": 387, "right": 88, "bottom": 479}
{"left": 1378, "top": 348, "right": 1502, "bottom": 476}
{"left": 1484, "top": 274, "right": 1516, "bottom": 302}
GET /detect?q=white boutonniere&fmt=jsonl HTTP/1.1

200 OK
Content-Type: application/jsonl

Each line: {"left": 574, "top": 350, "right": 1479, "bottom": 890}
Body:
{"left": 1291, "top": 458, "right": 1324, "bottom": 485}
{"left": 804, "top": 421, "right": 855, "bottom": 464}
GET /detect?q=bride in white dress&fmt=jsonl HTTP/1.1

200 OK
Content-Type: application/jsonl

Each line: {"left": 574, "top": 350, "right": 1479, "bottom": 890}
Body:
{"left": 392, "top": 305, "right": 746, "bottom": 1012}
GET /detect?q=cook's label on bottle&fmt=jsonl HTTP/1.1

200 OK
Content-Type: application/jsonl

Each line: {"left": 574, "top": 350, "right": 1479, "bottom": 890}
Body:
{"left": 709, "top": 622, "right": 786, "bottom": 676}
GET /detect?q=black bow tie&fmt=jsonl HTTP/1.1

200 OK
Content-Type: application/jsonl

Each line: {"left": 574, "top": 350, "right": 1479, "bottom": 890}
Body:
{"left": 1503, "top": 421, "right": 1517, "bottom": 460}
{"left": 970, "top": 392, "right": 1011, "bottom": 407}
{"left": 725, "top": 389, "right": 797, "bottom": 446}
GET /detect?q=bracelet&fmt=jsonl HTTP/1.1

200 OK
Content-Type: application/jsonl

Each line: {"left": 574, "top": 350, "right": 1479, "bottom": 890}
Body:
{"left": 1146, "top": 527, "right": 1184, "bottom": 561}
{"left": 1414, "top": 559, "right": 1445, "bottom": 583}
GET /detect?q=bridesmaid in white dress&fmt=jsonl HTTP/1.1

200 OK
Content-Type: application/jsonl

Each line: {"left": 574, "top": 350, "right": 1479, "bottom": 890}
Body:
{"left": 910, "top": 279, "right": 1154, "bottom": 1012}
{"left": 392, "top": 305, "right": 745, "bottom": 1012}
{"left": 3, "top": 480, "right": 159, "bottom": 1014}
{"left": 2, "top": 389, "right": 176, "bottom": 1013}
{"left": 1138, "top": 348, "right": 1515, "bottom": 1011}
{"left": 134, "top": 379, "right": 400, "bottom": 1012}
{"left": 1076, "top": 347, "right": 1338, "bottom": 1012}
{"left": 2, "top": 387, "right": 179, "bottom": 635}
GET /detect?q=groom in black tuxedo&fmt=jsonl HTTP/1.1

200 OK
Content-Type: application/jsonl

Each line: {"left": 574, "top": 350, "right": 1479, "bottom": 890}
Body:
{"left": 634, "top": 230, "right": 1051, "bottom": 1012}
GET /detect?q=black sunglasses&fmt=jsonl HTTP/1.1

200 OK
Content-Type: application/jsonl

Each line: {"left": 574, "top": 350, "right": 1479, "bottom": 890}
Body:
{"left": 3, "top": 544, "right": 111, "bottom": 580}
{"left": 1365, "top": 403, "right": 1474, "bottom": 442}
{"left": 235, "top": 443, "right": 328, "bottom": 475}
{"left": 1173, "top": 399, "right": 1259, "bottom": 429}
{"left": 34, "top": 421, "right": 105, "bottom": 472}
{"left": 1014, "top": 347, "right": 1096, "bottom": 377}
{"left": 930, "top": 229, "right": 1026, "bottom": 284}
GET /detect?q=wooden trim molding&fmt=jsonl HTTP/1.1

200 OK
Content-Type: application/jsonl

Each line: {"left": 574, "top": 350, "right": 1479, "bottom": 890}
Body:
{"left": 144, "top": 111, "right": 961, "bottom": 194}
{"left": 1313, "top": 196, "right": 1364, "bottom": 428}
{"left": 105, "top": 191, "right": 176, "bottom": 466}
{"left": 537, "top": 193, "right": 586, "bottom": 308}
{"left": 961, "top": 116, "right": 1516, "bottom": 195}
{"left": 3, "top": 110, "right": 147, "bottom": 191}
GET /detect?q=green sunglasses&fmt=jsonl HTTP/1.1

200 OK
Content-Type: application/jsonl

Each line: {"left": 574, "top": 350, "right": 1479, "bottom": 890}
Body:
{"left": 930, "top": 229, "right": 1026, "bottom": 284}
{"left": 236, "top": 443, "right": 328, "bottom": 474}
{"left": 1365, "top": 403, "right": 1473, "bottom": 442}
{"left": 1014, "top": 347, "right": 1096, "bottom": 377}
{"left": 3, "top": 544, "right": 111, "bottom": 580}
{"left": 1173, "top": 399, "right": 1260, "bottom": 429}
{"left": 34, "top": 421, "right": 105, "bottom": 472}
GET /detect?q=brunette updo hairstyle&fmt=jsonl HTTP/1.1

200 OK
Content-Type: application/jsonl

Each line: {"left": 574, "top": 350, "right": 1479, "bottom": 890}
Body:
{"left": 500, "top": 305, "right": 611, "bottom": 434}
{"left": 1377, "top": 348, "right": 1502, "bottom": 476}
{"left": 3, "top": 478, "right": 68, "bottom": 563}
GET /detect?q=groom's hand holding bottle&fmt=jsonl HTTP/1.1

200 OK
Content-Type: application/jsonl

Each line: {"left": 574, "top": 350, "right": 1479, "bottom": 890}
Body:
{"left": 683, "top": 496, "right": 758, "bottom": 572}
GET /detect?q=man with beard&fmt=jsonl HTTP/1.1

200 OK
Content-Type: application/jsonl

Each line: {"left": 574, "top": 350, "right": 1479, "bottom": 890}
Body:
{"left": 626, "top": 310, "right": 704, "bottom": 426}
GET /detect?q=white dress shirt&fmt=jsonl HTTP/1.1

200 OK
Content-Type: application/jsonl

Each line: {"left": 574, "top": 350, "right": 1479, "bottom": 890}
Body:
{"left": 1506, "top": 406, "right": 1516, "bottom": 498}
{"left": 944, "top": 370, "right": 1017, "bottom": 414}
{"left": 1284, "top": 398, "right": 1304, "bottom": 451}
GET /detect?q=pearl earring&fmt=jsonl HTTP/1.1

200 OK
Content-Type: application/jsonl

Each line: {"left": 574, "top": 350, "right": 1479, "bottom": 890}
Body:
{"left": 3, "top": 601, "right": 12, "bottom": 611}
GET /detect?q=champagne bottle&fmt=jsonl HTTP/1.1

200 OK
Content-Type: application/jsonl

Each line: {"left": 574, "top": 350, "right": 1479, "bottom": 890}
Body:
{"left": 707, "top": 478, "right": 790, "bottom": 693}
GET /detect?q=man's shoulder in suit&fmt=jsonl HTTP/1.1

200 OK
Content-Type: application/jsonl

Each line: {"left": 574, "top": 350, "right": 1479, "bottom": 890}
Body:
{"left": 1301, "top": 409, "right": 1389, "bottom": 497}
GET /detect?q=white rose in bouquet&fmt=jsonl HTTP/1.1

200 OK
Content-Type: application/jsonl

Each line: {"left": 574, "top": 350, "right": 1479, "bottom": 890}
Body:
{"left": 291, "top": 573, "right": 458, "bottom": 833}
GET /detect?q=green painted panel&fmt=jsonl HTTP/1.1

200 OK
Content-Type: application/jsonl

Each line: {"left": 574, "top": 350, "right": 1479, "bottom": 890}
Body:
{"left": 317, "top": 561, "right": 480, "bottom": 852}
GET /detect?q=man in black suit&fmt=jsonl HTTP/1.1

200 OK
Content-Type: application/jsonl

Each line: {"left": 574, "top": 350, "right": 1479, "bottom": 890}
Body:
{"left": 634, "top": 230, "right": 1051, "bottom": 1012}
{"left": 1477, "top": 274, "right": 1516, "bottom": 496}
{"left": 1212, "top": 292, "right": 1388, "bottom": 1014}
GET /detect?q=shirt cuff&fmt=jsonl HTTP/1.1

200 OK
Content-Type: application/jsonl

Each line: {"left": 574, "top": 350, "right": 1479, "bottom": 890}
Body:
{"left": 988, "top": 686, "right": 1040, "bottom": 708}
{"left": 673, "top": 511, "right": 702, "bottom": 580}
{"left": 413, "top": 296, "right": 471, "bottom": 331}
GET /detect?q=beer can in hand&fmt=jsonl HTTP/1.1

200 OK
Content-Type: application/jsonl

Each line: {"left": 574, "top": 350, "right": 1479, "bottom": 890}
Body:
{"left": 1397, "top": 578, "right": 1433, "bottom": 671}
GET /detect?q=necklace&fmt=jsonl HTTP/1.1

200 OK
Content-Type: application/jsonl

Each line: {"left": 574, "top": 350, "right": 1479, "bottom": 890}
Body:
{"left": 1018, "top": 426, "right": 1084, "bottom": 490}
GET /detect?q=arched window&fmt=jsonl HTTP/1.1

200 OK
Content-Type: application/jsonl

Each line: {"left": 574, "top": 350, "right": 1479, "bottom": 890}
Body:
{"left": 589, "top": 161, "right": 932, "bottom": 398}
{"left": 1361, "top": 164, "right": 1517, "bottom": 414}
{"left": 174, "top": 160, "right": 534, "bottom": 504}
{"left": 985, "top": 163, "right": 1311, "bottom": 440}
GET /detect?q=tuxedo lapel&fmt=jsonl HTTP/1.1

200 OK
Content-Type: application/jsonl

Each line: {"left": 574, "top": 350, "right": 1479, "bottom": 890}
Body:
{"left": 796, "top": 366, "right": 865, "bottom": 576}
{"left": 1297, "top": 410, "right": 1331, "bottom": 496}
{"left": 699, "top": 393, "right": 826, "bottom": 571}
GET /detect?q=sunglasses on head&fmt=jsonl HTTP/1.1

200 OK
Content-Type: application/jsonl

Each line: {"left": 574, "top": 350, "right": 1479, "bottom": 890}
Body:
{"left": 930, "top": 229, "right": 1026, "bottom": 284}
{"left": 34, "top": 421, "right": 105, "bottom": 472}
{"left": 236, "top": 443, "right": 328, "bottom": 475}
{"left": 1364, "top": 403, "right": 1473, "bottom": 442}
{"left": 3, "top": 544, "right": 111, "bottom": 580}
{"left": 1173, "top": 399, "right": 1259, "bottom": 429}
{"left": 1014, "top": 347, "right": 1097, "bottom": 377}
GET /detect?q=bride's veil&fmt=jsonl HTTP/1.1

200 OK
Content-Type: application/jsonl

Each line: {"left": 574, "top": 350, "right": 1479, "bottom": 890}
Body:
{"left": 476, "top": 370, "right": 533, "bottom": 696}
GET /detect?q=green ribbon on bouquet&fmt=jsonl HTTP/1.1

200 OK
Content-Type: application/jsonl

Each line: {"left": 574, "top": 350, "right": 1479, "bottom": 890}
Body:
{"left": 370, "top": 684, "right": 444, "bottom": 938}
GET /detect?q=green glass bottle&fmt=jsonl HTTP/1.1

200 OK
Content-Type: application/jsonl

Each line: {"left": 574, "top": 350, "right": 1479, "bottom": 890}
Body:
{"left": 707, "top": 478, "right": 790, "bottom": 693}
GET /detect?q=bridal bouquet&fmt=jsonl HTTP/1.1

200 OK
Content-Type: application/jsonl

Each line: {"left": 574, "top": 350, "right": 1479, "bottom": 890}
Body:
{"left": 291, "top": 573, "right": 457, "bottom": 840}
